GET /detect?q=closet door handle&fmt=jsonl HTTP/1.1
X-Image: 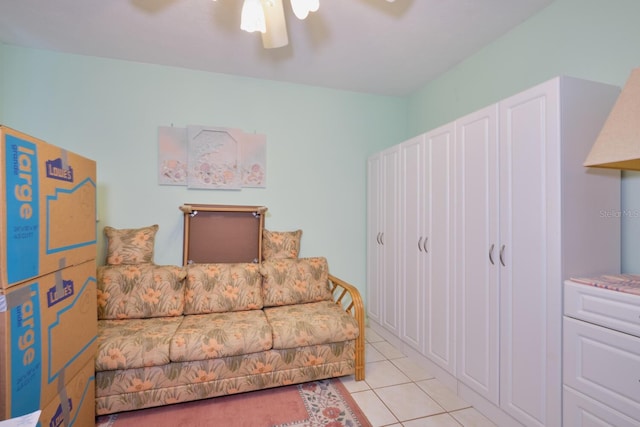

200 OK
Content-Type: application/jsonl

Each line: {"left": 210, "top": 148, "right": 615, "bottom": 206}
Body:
{"left": 423, "top": 237, "right": 429, "bottom": 253}
{"left": 489, "top": 244, "right": 495, "bottom": 265}
{"left": 418, "top": 236, "right": 423, "bottom": 252}
{"left": 500, "top": 245, "right": 506, "bottom": 266}
{"left": 380, "top": 232, "right": 384, "bottom": 245}
{"left": 376, "top": 232, "right": 381, "bottom": 244}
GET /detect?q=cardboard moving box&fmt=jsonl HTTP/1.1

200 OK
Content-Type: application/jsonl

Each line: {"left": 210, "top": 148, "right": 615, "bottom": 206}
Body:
{"left": 0, "top": 125, "right": 97, "bottom": 289}
{"left": 0, "top": 260, "right": 97, "bottom": 420}
{"left": 38, "top": 358, "right": 95, "bottom": 427}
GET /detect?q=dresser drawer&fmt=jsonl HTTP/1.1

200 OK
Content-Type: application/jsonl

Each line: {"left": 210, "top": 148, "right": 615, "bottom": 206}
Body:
{"left": 564, "top": 317, "right": 640, "bottom": 421}
{"left": 564, "top": 280, "right": 640, "bottom": 338}
{"left": 564, "top": 386, "right": 640, "bottom": 427}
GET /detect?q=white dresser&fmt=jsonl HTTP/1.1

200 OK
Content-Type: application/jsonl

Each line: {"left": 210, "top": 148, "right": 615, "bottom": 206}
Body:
{"left": 563, "top": 277, "right": 640, "bottom": 426}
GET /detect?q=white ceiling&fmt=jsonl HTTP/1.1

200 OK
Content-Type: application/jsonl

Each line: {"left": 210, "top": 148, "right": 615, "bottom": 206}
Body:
{"left": 0, "top": 0, "right": 554, "bottom": 96}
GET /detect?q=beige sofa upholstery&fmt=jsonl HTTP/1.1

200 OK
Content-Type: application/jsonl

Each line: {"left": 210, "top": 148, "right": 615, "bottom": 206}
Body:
{"left": 94, "top": 257, "right": 364, "bottom": 415}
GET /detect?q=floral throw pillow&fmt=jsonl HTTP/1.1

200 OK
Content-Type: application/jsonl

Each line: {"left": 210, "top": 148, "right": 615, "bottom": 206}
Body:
{"left": 96, "top": 264, "right": 187, "bottom": 319}
{"left": 260, "top": 257, "right": 332, "bottom": 307}
{"left": 184, "top": 263, "right": 263, "bottom": 314}
{"left": 262, "top": 229, "right": 302, "bottom": 261}
{"left": 104, "top": 224, "right": 158, "bottom": 265}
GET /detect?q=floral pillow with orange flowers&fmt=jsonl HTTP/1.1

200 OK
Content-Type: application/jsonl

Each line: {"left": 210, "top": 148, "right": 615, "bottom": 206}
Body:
{"left": 104, "top": 224, "right": 158, "bottom": 265}
{"left": 96, "top": 264, "right": 187, "bottom": 320}
{"left": 262, "top": 229, "right": 302, "bottom": 260}
{"left": 184, "top": 263, "right": 263, "bottom": 314}
{"left": 260, "top": 257, "right": 332, "bottom": 307}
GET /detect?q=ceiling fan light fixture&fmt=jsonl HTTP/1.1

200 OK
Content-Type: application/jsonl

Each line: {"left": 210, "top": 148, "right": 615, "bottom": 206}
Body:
{"left": 240, "top": 0, "right": 267, "bottom": 33}
{"left": 290, "top": 0, "right": 319, "bottom": 20}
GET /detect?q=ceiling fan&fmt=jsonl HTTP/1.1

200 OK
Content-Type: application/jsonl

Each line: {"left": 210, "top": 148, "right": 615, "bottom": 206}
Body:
{"left": 221, "top": 0, "right": 396, "bottom": 49}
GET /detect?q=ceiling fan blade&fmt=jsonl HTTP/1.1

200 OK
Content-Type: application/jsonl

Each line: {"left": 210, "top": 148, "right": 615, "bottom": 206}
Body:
{"left": 261, "top": 0, "right": 288, "bottom": 48}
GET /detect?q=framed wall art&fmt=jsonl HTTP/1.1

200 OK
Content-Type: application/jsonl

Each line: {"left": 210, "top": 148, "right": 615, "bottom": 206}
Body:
{"left": 157, "top": 125, "right": 267, "bottom": 189}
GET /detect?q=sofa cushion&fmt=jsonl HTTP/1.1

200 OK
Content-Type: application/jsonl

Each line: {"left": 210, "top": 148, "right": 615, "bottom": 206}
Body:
{"left": 260, "top": 257, "right": 332, "bottom": 307}
{"left": 170, "top": 310, "right": 273, "bottom": 363}
{"left": 96, "top": 316, "right": 184, "bottom": 371}
{"left": 264, "top": 301, "right": 360, "bottom": 349}
{"left": 97, "top": 264, "right": 187, "bottom": 320}
{"left": 184, "top": 263, "right": 263, "bottom": 314}
{"left": 262, "top": 229, "right": 302, "bottom": 260}
{"left": 104, "top": 224, "right": 159, "bottom": 265}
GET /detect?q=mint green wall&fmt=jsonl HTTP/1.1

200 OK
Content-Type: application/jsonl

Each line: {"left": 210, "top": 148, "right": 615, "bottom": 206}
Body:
{"left": 4, "top": 0, "right": 640, "bottom": 294}
{"left": 407, "top": 0, "right": 640, "bottom": 273}
{"left": 0, "top": 44, "right": 408, "bottom": 291}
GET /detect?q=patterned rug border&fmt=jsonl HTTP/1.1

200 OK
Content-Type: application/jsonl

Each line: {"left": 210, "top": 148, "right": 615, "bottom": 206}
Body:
{"left": 97, "top": 378, "right": 372, "bottom": 427}
{"left": 276, "top": 379, "right": 371, "bottom": 427}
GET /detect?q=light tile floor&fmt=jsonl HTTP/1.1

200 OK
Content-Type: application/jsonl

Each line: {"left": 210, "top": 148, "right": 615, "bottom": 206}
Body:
{"left": 340, "top": 327, "right": 497, "bottom": 427}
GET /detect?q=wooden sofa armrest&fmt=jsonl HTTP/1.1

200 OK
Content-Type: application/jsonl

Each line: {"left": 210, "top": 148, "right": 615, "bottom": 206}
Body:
{"left": 328, "top": 274, "right": 365, "bottom": 381}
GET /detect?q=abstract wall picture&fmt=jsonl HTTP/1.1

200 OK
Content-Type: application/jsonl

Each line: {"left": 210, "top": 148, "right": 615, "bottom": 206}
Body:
{"left": 158, "top": 125, "right": 267, "bottom": 189}
{"left": 158, "top": 126, "right": 188, "bottom": 185}
{"left": 239, "top": 132, "right": 266, "bottom": 188}
{"left": 187, "top": 126, "right": 241, "bottom": 190}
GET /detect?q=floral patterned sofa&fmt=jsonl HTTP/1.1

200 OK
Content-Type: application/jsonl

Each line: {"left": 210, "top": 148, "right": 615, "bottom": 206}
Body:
{"left": 94, "top": 257, "right": 365, "bottom": 415}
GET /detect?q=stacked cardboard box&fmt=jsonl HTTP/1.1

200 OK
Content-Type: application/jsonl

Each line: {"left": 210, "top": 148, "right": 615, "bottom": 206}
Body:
{"left": 39, "top": 358, "right": 96, "bottom": 427}
{"left": 0, "top": 126, "right": 97, "bottom": 426}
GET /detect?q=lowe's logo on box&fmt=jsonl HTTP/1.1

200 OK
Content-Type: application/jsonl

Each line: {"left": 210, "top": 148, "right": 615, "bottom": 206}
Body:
{"left": 49, "top": 398, "right": 72, "bottom": 427}
{"left": 45, "top": 158, "right": 74, "bottom": 182}
{"left": 47, "top": 279, "right": 75, "bottom": 307}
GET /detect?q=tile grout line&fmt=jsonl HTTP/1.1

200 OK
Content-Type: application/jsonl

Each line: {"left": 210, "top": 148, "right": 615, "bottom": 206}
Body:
{"left": 352, "top": 327, "right": 494, "bottom": 427}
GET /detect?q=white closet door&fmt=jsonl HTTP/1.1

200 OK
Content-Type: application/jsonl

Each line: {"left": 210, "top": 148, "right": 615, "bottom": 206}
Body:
{"left": 366, "top": 153, "right": 383, "bottom": 324}
{"left": 400, "top": 134, "right": 426, "bottom": 351}
{"left": 455, "top": 104, "right": 500, "bottom": 404}
{"left": 424, "top": 124, "right": 455, "bottom": 374}
{"left": 381, "top": 146, "right": 401, "bottom": 336}
{"left": 498, "top": 79, "right": 560, "bottom": 427}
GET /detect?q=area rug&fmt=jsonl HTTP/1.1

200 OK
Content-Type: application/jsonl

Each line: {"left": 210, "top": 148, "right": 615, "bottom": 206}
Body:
{"left": 95, "top": 379, "right": 372, "bottom": 427}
